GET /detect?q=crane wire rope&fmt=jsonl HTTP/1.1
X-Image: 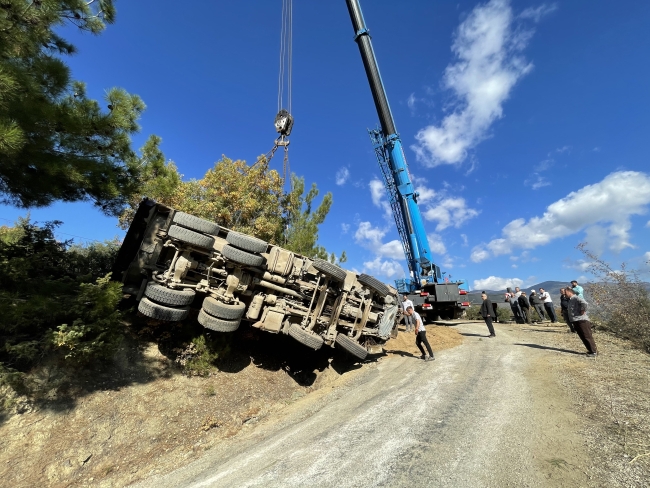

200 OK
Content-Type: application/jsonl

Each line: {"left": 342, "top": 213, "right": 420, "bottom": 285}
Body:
{"left": 265, "top": 0, "right": 293, "bottom": 190}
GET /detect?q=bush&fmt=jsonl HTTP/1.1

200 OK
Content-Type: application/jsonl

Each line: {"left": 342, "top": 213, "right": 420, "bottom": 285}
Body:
{"left": 578, "top": 244, "right": 650, "bottom": 353}
{"left": 0, "top": 219, "right": 124, "bottom": 393}
{"left": 174, "top": 334, "right": 230, "bottom": 377}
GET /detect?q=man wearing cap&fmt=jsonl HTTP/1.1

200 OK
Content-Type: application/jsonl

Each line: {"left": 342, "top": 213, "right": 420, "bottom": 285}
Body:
{"left": 565, "top": 287, "right": 598, "bottom": 356}
{"left": 571, "top": 280, "right": 584, "bottom": 298}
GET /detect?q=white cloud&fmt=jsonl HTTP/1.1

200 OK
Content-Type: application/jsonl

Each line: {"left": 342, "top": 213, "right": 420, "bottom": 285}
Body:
{"left": 423, "top": 197, "right": 480, "bottom": 231}
{"left": 427, "top": 233, "right": 447, "bottom": 255}
{"left": 377, "top": 240, "right": 404, "bottom": 260}
{"left": 369, "top": 178, "right": 392, "bottom": 218}
{"left": 363, "top": 257, "right": 405, "bottom": 280}
{"left": 519, "top": 4, "right": 557, "bottom": 22}
{"left": 354, "top": 221, "right": 387, "bottom": 248}
{"left": 646, "top": 220, "right": 650, "bottom": 228}
{"left": 460, "top": 234, "right": 468, "bottom": 247}
{"left": 412, "top": 0, "right": 544, "bottom": 167}
{"left": 335, "top": 167, "right": 350, "bottom": 186}
{"left": 474, "top": 171, "right": 650, "bottom": 260}
{"left": 471, "top": 246, "right": 490, "bottom": 263}
{"left": 341, "top": 223, "right": 350, "bottom": 234}
{"left": 644, "top": 252, "right": 650, "bottom": 262}
{"left": 525, "top": 173, "right": 550, "bottom": 190}
{"left": 473, "top": 276, "right": 523, "bottom": 292}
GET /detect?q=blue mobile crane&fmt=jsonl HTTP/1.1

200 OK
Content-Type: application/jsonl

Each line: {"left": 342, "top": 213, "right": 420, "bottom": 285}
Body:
{"left": 345, "top": 0, "right": 469, "bottom": 320}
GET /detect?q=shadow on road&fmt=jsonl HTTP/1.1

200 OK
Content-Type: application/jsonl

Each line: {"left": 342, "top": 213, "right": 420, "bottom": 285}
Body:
{"left": 513, "top": 343, "right": 583, "bottom": 355}
{"left": 384, "top": 350, "right": 419, "bottom": 358}
{"left": 460, "top": 332, "right": 492, "bottom": 338}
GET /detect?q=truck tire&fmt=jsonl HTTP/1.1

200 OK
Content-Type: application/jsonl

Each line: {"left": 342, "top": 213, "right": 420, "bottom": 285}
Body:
{"left": 335, "top": 333, "right": 368, "bottom": 360}
{"left": 287, "top": 324, "right": 323, "bottom": 350}
{"left": 222, "top": 244, "right": 265, "bottom": 267}
{"left": 138, "top": 297, "right": 190, "bottom": 321}
{"left": 144, "top": 283, "right": 196, "bottom": 306}
{"left": 172, "top": 212, "right": 220, "bottom": 235}
{"left": 202, "top": 297, "right": 246, "bottom": 320}
{"left": 168, "top": 225, "right": 215, "bottom": 249}
{"left": 226, "top": 231, "right": 268, "bottom": 253}
{"left": 312, "top": 259, "right": 347, "bottom": 282}
{"left": 198, "top": 309, "right": 240, "bottom": 332}
{"left": 358, "top": 273, "right": 389, "bottom": 298}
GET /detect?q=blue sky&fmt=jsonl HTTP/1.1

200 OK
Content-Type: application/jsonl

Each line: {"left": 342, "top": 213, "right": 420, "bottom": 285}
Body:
{"left": 2, "top": 0, "right": 650, "bottom": 291}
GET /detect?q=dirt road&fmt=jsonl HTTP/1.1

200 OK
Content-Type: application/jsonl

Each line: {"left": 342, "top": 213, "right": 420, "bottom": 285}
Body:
{"left": 135, "top": 322, "right": 597, "bottom": 487}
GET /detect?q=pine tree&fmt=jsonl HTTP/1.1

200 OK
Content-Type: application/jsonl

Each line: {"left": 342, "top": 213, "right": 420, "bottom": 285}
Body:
{"left": 283, "top": 175, "right": 346, "bottom": 263}
{"left": 0, "top": 0, "right": 146, "bottom": 215}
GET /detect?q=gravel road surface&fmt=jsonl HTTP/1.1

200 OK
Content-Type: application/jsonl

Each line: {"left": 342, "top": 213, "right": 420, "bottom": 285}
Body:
{"left": 136, "top": 322, "right": 590, "bottom": 487}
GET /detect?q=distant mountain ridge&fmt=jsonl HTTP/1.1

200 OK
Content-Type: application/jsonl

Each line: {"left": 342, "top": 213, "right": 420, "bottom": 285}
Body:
{"left": 467, "top": 280, "right": 650, "bottom": 306}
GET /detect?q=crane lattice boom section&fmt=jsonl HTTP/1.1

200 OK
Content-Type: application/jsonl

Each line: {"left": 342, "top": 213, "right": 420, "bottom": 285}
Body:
{"left": 369, "top": 129, "right": 414, "bottom": 268}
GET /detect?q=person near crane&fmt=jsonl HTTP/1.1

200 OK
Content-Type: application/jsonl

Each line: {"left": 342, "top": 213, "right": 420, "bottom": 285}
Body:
{"left": 405, "top": 306, "right": 435, "bottom": 361}
{"left": 401, "top": 295, "right": 415, "bottom": 332}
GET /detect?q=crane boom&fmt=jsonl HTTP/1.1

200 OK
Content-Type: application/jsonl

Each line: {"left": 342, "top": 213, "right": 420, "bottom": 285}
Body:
{"left": 345, "top": 0, "right": 438, "bottom": 291}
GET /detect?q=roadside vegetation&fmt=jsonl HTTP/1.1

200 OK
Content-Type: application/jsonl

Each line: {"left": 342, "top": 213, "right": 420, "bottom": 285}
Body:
{"left": 578, "top": 244, "right": 650, "bottom": 353}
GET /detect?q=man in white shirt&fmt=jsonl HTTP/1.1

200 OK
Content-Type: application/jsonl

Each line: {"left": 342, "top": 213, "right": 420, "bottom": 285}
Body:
{"left": 538, "top": 288, "right": 557, "bottom": 323}
{"left": 401, "top": 295, "right": 414, "bottom": 332}
{"left": 405, "top": 306, "right": 435, "bottom": 361}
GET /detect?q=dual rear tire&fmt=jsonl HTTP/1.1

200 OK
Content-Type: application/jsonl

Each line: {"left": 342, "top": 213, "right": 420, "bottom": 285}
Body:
{"left": 137, "top": 283, "right": 195, "bottom": 321}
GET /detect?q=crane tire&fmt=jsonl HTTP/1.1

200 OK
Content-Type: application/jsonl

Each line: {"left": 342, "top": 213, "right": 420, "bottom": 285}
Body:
{"left": 226, "top": 231, "right": 268, "bottom": 253}
{"left": 312, "top": 259, "right": 347, "bottom": 282}
{"left": 287, "top": 324, "right": 323, "bottom": 350}
{"left": 138, "top": 297, "right": 189, "bottom": 322}
{"left": 335, "top": 333, "right": 368, "bottom": 360}
{"left": 222, "top": 244, "right": 265, "bottom": 267}
{"left": 172, "top": 212, "right": 220, "bottom": 235}
{"left": 168, "top": 225, "right": 214, "bottom": 250}
{"left": 198, "top": 309, "right": 240, "bottom": 332}
{"left": 358, "top": 273, "right": 389, "bottom": 298}
{"left": 202, "top": 297, "right": 246, "bottom": 320}
{"left": 144, "top": 283, "right": 196, "bottom": 306}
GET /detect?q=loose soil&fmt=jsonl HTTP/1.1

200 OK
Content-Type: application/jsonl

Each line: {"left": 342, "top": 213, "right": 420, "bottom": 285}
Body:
{"left": 0, "top": 325, "right": 462, "bottom": 487}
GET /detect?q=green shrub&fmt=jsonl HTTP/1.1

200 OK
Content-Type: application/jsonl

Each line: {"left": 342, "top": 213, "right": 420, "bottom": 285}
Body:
{"left": 174, "top": 334, "right": 230, "bottom": 377}
{"left": 0, "top": 219, "right": 124, "bottom": 391}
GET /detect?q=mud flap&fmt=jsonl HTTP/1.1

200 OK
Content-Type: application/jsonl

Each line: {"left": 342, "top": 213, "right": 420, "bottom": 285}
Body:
{"left": 378, "top": 303, "right": 398, "bottom": 338}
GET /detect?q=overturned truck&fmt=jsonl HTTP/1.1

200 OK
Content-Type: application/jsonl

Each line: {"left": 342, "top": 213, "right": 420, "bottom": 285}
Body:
{"left": 112, "top": 200, "right": 399, "bottom": 360}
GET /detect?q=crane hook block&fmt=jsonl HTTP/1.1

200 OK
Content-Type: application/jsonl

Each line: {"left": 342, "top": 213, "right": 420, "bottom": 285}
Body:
{"left": 274, "top": 109, "right": 294, "bottom": 136}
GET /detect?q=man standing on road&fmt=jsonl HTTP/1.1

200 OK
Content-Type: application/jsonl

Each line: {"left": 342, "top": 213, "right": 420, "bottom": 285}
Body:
{"left": 571, "top": 280, "right": 584, "bottom": 298}
{"left": 539, "top": 288, "right": 557, "bottom": 323}
{"left": 505, "top": 291, "right": 523, "bottom": 323}
{"left": 518, "top": 291, "right": 532, "bottom": 324}
{"left": 405, "top": 306, "right": 435, "bottom": 361}
{"left": 479, "top": 292, "right": 496, "bottom": 337}
{"left": 401, "top": 295, "right": 414, "bottom": 332}
{"left": 565, "top": 287, "right": 598, "bottom": 356}
{"left": 560, "top": 288, "right": 576, "bottom": 333}
{"left": 529, "top": 290, "right": 546, "bottom": 322}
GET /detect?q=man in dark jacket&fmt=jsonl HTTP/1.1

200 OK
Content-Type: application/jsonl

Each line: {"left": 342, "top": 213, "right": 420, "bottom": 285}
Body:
{"left": 560, "top": 288, "right": 575, "bottom": 333}
{"left": 518, "top": 291, "right": 532, "bottom": 324}
{"left": 529, "top": 290, "right": 546, "bottom": 322}
{"left": 479, "top": 292, "right": 496, "bottom": 337}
